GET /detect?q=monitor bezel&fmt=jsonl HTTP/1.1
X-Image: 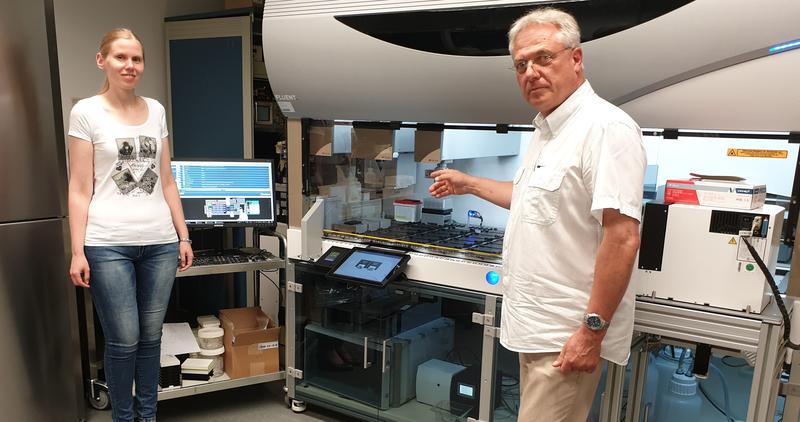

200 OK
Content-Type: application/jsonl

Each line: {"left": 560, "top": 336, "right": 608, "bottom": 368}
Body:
{"left": 171, "top": 158, "right": 276, "bottom": 228}
{"left": 325, "top": 247, "right": 410, "bottom": 287}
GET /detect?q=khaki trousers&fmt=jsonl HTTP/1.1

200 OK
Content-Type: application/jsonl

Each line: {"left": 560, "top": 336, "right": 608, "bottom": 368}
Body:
{"left": 517, "top": 352, "right": 603, "bottom": 422}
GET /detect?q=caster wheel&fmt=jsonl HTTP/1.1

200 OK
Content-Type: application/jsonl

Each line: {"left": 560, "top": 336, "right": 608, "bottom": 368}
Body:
{"left": 89, "top": 388, "right": 110, "bottom": 410}
{"left": 291, "top": 399, "right": 307, "bottom": 413}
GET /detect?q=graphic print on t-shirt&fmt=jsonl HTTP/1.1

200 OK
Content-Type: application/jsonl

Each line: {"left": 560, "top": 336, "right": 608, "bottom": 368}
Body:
{"left": 111, "top": 135, "right": 159, "bottom": 197}
{"left": 111, "top": 169, "right": 137, "bottom": 194}
{"left": 139, "top": 136, "right": 157, "bottom": 159}
{"left": 116, "top": 138, "right": 136, "bottom": 160}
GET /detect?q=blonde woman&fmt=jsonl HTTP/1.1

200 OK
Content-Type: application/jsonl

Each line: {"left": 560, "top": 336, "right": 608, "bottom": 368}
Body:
{"left": 67, "top": 28, "right": 193, "bottom": 422}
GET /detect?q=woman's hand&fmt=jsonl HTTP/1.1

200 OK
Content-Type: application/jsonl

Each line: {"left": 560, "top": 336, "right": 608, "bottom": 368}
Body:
{"left": 69, "top": 255, "right": 91, "bottom": 288}
{"left": 178, "top": 241, "right": 194, "bottom": 272}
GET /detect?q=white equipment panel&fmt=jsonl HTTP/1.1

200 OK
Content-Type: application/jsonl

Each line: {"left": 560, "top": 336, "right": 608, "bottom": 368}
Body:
{"left": 321, "top": 239, "right": 503, "bottom": 295}
{"left": 633, "top": 203, "right": 784, "bottom": 313}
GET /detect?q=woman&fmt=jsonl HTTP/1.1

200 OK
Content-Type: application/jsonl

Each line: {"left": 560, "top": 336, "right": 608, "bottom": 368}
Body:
{"left": 68, "top": 28, "right": 193, "bottom": 422}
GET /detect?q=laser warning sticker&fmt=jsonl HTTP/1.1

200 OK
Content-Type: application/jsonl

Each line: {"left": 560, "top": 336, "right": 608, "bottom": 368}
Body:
{"left": 727, "top": 148, "right": 788, "bottom": 158}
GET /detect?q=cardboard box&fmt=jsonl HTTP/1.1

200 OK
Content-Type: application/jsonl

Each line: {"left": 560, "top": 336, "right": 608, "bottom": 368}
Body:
{"left": 351, "top": 127, "right": 394, "bottom": 160}
{"left": 414, "top": 130, "right": 443, "bottom": 163}
{"left": 219, "top": 307, "right": 280, "bottom": 379}
{"left": 664, "top": 178, "right": 766, "bottom": 209}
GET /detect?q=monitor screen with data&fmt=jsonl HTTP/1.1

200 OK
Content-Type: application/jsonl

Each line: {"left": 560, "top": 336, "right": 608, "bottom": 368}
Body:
{"left": 171, "top": 159, "right": 275, "bottom": 227}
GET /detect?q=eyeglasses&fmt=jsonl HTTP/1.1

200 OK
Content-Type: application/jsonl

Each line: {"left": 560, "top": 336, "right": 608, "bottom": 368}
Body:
{"left": 511, "top": 47, "right": 573, "bottom": 74}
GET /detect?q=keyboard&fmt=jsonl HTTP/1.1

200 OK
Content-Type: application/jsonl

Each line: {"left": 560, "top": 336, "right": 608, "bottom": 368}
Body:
{"left": 192, "top": 249, "right": 274, "bottom": 267}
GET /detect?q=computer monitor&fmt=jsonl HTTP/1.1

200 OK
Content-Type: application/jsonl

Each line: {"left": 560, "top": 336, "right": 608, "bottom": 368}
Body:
{"left": 171, "top": 159, "right": 275, "bottom": 227}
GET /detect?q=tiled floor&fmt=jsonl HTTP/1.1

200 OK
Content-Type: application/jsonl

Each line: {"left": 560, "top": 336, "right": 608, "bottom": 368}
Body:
{"left": 85, "top": 381, "right": 347, "bottom": 422}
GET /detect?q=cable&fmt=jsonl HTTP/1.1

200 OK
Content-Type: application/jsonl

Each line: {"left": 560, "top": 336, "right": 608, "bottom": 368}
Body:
{"left": 258, "top": 270, "right": 280, "bottom": 291}
{"left": 721, "top": 355, "right": 748, "bottom": 368}
{"left": 677, "top": 347, "right": 688, "bottom": 375}
{"left": 501, "top": 374, "right": 520, "bottom": 387}
{"left": 500, "top": 397, "right": 518, "bottom": 416}
{"left": 699, "top": 382, "right": 731, "bottom": 420}
{"left": 742, "top": 236, "right": 800, "bottom": 350}
{"left": 707, "top": 362, "right": 735, "bottom": 422}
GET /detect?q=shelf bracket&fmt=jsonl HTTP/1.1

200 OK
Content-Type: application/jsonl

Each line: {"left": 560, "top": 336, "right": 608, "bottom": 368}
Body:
{"left": 471, "top": 312, "right": 494, "bottom": 326}
{"left": 287, "top": 367, "right": 304, "bottom": 380}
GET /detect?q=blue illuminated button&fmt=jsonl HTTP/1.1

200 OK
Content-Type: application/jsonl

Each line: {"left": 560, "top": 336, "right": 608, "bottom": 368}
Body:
{"left": 486, "top": 271, "right": 500, "bottom": 285}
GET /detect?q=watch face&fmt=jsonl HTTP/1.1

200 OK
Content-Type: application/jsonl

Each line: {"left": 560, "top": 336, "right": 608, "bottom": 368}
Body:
{"left": 587, "top": 315, "right": 602, "bottom": 330}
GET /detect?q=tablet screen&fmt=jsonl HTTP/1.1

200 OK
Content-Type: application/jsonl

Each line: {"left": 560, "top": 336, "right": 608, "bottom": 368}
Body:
{"left": 331, "top": 249, "right": 404, "bottom": 284}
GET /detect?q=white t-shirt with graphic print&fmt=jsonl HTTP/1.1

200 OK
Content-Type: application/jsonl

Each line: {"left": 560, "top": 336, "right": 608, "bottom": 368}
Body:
{"left": 68, "top": 95, "right": 178, "bottom": 246}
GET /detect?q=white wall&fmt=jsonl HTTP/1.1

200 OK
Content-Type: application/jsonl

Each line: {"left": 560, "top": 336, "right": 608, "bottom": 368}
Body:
{"left": 54, "top": 0, "right": 225, "bottom": 133}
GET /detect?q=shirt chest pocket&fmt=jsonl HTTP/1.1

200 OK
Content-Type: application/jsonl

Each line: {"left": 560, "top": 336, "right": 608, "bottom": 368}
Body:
{"left": 522, "top": 168, "right": 566, "bottom": 225}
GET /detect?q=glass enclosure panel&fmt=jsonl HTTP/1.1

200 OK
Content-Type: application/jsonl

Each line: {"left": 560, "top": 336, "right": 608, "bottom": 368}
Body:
{"left": 375, "top": 288, "right": 487, "bottom": 422}
{"left": 293, "top": 261, "right": 379, "bottom": 418}
{"left": 309, "top": 122, "right": 525, "bottom": 237}
{"left": 304, "top": 323, "right": 389, "bottom": 408}
{"left": 294, "top": 260, "right": 488, "bottom": 421}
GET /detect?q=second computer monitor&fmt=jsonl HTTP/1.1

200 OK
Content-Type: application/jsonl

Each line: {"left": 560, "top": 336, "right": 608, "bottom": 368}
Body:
{"left": 171, "top": 159, "right": 275, "bottom": 227}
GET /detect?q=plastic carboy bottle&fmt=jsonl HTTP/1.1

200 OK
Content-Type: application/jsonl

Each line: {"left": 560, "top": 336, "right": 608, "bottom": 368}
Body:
{"left": 650, "top": 347, "right": 693, "bottom": 417}
{"left": 652, "top": 372, "right": 702, "bottom": 422}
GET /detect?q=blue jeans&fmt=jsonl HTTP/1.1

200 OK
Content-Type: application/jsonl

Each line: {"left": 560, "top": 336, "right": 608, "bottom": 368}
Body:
{"left": 86, "top": 243, "right": 179, "bottom": 422}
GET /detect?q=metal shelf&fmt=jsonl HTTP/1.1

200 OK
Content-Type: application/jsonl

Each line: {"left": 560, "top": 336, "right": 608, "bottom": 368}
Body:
{"left": 176, "top": 257, "right": 284, "bottom": 277}
{"left": 158, "top": 370, "right": 285, "bottom": 401}
{"left": 84, "top": 231, "right": 290, "bottom": 409}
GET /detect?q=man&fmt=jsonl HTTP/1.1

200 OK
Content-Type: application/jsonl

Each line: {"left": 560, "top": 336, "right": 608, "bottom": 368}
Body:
{"left": 429, "top": 7, "right": 646, "bottom": 421}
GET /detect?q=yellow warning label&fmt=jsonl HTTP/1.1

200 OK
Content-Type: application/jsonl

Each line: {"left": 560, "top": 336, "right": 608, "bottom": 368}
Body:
{"left": 727, "top": 148, "right": 788, "bottom": 158}
{"left": 729, "top": 237, "right": 737, "bottom": 245}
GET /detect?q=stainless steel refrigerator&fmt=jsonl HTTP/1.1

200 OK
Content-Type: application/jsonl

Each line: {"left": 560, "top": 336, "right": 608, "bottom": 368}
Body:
{"left": 0, "top": 0, "right": 84, "bottom": 420}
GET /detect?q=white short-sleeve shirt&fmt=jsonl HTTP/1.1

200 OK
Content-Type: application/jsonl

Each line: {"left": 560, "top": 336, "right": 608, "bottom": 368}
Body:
{"left": 500, "top": 81, "right": 647, "bottom": 365}
{"left": 68, "top": 96, "right": 178, "bottom": 246}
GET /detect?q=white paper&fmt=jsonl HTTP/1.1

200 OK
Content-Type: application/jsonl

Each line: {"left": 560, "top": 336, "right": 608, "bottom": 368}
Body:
{"left": 277, "top": 101, "right": 295, "bottom": 113}
{"left": 161, "top": 322, "right": 200, "bottom": 356}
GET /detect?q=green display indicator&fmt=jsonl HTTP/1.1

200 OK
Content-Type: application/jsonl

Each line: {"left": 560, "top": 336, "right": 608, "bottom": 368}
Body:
{"left": 746, "top": 264, "right": 755, "bottom": 271}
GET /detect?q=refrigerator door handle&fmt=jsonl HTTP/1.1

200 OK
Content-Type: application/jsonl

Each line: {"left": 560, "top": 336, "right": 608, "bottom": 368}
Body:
{"left": 381, "top": 339, "right": 388, "bottom": 374}
{"left": 363, "top": 336, "right": 370, "bottom": 369}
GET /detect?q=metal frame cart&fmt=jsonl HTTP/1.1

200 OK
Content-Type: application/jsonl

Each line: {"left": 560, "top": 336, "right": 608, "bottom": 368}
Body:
{"left": 81, "top": 231, "right": 287, "bottom": 410}
{"left": 618, "top": 297, "right": 788, "bottom": 422}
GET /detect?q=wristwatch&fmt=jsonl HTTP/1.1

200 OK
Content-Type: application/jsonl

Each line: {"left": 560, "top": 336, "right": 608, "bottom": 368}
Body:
{"left": 583, "top": 313, "right": 610, "bottom": 331}
{"left": 179, "top": 238, "right": 192, "bottom": 244}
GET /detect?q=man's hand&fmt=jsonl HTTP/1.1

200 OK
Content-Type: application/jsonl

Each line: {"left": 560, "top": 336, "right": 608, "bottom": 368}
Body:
{"left": 428, "top": 169, "right": 472, "bottom": 198}
{"left": 552, "top": 326, "right": 603, "bottom": 375}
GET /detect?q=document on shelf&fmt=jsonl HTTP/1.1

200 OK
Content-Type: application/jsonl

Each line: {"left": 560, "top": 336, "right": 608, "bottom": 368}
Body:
{"left": 161, "top": 322, "right": 200, "bottom": 356}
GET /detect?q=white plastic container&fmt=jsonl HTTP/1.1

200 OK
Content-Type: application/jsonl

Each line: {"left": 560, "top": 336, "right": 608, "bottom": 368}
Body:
{"left": 394, "top": 199, "right": 422, "bottom": 223}
{"left": 652, "top": 346, "right": 693, "bottom": 415}
{"left": 200, "top": 346, "right": 225, "bottom": 377}
{"left": 197, "top": 315, "right": 220, "bottom": 328}
{"left": 197, "top": 327, "right": 224, "bottom": 350}
{"left": 652, "top": 373, "right": 702, "bottom": 422}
